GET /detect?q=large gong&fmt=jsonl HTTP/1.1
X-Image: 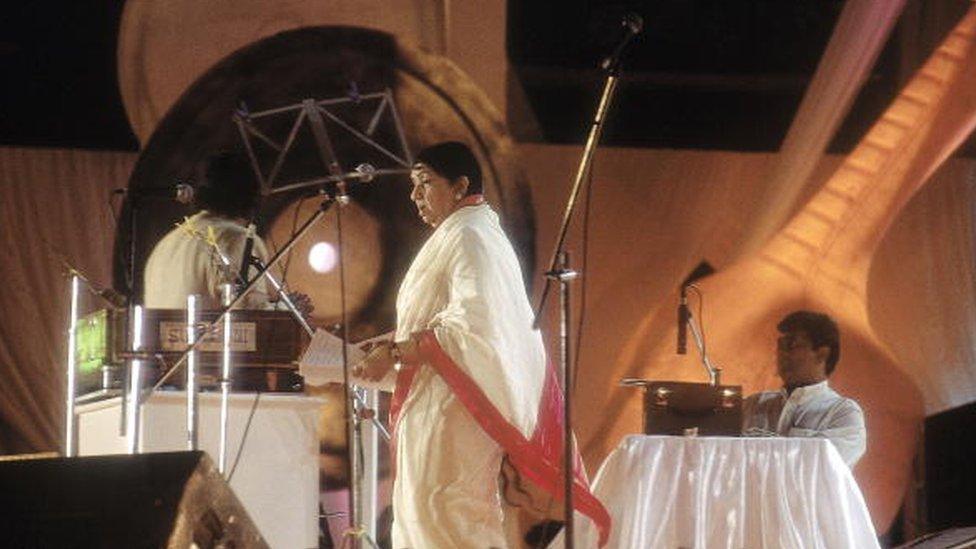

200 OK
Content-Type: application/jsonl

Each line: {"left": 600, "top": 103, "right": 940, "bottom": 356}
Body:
{"left": 113, "top": 26, "right": 536, "bottom": 339}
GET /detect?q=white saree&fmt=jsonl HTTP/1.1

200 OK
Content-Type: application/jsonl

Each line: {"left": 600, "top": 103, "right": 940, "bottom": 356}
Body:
{"left": 390, "top": 201, "right": 610, "bottom": 548}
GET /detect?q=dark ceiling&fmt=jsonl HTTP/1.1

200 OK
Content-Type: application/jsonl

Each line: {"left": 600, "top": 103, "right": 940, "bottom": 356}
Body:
{"left": 511, "top": 1, "right": 872, "bottom": 151}
{"left": 507, "top": 0, "right": 974, "bottom": 155}
{"left": 0, "top": 1, "right": 972, "bottom": 154}
{"left": 0, "top": 2, "right": 136, "bottom": 151}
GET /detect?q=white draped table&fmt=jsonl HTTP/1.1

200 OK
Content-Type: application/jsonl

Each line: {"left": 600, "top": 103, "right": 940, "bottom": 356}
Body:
{"left": 552, "top": 435, "right": 879, "bottom": 548}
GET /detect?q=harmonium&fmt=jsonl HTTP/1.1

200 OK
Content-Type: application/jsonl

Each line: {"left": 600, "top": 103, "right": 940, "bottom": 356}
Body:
{"left": 75, "top": 308, "right": 310, "bottom": 394}
{"left": 622, "top": 379, "right": 744, "bottom": 437}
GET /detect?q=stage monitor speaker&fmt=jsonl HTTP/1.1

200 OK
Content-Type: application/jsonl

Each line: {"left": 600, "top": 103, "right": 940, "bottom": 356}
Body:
{"left": 0, "top": 451, "right": 267, "bottom": 548}
{"left": 926, "top": 401, "right": 976, "bottom": 532}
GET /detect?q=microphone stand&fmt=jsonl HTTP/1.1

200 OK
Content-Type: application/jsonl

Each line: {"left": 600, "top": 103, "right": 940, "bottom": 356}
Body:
{"left": 532, "top": 27, "right": 637, "bottom": 547}
{"left": 682, "top": 286, "right": 721, "bottom": 386}
{"left": 249, "top": 255, "right": 390, "bottom": 440}
{"left": 231, "top": 92, "right": 410, "bottom": 546}
{"left": 118, "top": 194, "right": 141, "bottom": 448}
{"left": 303, "top": 98, "right": 379, "bottom": 549}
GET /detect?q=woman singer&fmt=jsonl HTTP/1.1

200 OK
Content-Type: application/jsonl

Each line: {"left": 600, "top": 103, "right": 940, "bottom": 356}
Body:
{"left": 353, "top": 141, "right": 610, "bottom": 547}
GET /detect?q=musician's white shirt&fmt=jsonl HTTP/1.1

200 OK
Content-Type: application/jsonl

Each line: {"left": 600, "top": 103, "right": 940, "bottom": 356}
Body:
{"left": 742, "top": 380, "right": 867, "bottom": 467}
{"left": 143, "top": 211, "right": 271, "bottom": 309}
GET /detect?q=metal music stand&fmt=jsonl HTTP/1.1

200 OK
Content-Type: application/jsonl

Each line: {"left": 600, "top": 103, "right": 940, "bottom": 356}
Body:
{"left": 233, "top": 89, "right": 412, "bottom": 196}
{"left": 234, "top": 89, "right": 413, "bottom": 548}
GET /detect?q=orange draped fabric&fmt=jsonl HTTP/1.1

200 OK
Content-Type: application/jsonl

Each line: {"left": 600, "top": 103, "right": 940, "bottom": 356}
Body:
{"left": 737, "top": 0, "right": 907, "bottom": 257}
{"left": 870, "top": 158, "right": 976, "bottom": 414}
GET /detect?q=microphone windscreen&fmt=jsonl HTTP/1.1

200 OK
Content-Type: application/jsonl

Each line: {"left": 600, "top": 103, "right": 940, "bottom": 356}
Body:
{"left": 624, "top": 13, "right": 644, "bottom": 35}
{"left": 355, "top": 163, "right": 377, "bottom": 183}
{"left": 175, "top": 183, "right": 195, "bottom": 204}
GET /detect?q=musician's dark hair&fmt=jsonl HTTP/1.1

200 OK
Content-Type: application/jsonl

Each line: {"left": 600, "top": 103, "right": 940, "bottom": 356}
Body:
{"left": 414, "top": 141, "right": 483, "bottom": 196}
{"left": 777, "top": 310, "right": 841, "bottom": 375}
{"left": 195, "top": 151, "right": 262, "bottom": 219}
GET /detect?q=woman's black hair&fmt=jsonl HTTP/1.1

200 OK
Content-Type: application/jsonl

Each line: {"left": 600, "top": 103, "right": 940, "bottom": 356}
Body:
{"left": 414, "top": 141, "right": 483, "bottom": 196}
{"left": 195, "top": 151, "right": 262, "bottom": 219}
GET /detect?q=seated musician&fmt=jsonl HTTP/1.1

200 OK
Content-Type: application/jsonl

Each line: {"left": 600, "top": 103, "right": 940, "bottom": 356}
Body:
{"left": 144, "top": 151, "right": 277, "bottom": 309}
{"left": 742, "top": 310, "right": 866, "bottom": 467}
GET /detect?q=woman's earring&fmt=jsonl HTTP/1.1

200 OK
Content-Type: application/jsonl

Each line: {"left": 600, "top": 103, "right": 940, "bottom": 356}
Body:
{"left": 455, "top": 193, "right": 463, "bottom": 200}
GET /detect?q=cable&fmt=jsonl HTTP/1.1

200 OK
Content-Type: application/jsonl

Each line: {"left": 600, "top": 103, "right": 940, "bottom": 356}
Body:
{"left": 279, "top": 195, "right": 308, "bottom": 282}
{"left": 226, "top": 391, "right": 261, "bottom": 483}
{"left": 572, "top": 166, "right": 594, "bottom": 391}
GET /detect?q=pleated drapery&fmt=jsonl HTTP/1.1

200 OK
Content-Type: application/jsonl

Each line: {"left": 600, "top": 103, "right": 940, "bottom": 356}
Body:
{"left": 0, "top": 147, "right": 135, "bottom": 453}
{"left": 735, "top": 0, "right": 908, "bottom": 257}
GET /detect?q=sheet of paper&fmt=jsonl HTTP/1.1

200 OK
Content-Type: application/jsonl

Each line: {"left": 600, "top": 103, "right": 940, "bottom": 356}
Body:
{"left": 300, "top": 328, "right": 364, "bottom": 369}
{"left": 299, "top": 328, "right": 395, "bottom": 391}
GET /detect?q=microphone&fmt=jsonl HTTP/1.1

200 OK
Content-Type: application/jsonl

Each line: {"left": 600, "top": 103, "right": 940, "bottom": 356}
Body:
{"left": 116, "top": 183, "right": 195, "bottom": 204}
{"left": 601, "top": 13, "right": 644, "bottom": 72}
{"left": 238, "top": 223, "right": 256, "bottom": 287}
{"left": 351, "top": 163, "right": 377, "bottom": 183}
{"left": 94, "top": 287, "right": 128, "bottom": 308}
{"left": 677, "top": 284, "right": 689, "bottom": 355}
{"left": 336, "top": 163, "right": 377, "bottom": 204}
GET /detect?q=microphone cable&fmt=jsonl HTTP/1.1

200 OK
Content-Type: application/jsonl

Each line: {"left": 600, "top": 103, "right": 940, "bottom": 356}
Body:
{"left": 572, "top": 165, "right": 594, "bottom": 392}
{"left": 226, "top": 391, "right": 262, "bottom": 483}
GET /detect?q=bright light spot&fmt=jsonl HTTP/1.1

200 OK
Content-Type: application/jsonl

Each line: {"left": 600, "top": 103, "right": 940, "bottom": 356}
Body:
{"left": 308, "top": 242, "right": 337, "bottom": 273}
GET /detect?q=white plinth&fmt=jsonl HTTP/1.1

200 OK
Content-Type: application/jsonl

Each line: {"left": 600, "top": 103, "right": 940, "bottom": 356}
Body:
{"left": 77, "top": 391, "right": 323, "bottom": 549}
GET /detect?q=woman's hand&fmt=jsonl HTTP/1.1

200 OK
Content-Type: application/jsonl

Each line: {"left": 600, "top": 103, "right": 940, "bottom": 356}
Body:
{"left": 353, "top": 341, "right": 397, "bottom": 382}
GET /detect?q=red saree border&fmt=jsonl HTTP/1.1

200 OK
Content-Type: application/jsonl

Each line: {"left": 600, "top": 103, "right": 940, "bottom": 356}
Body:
{"left": 392, "top": 330, "right": 611, "bottom": 546}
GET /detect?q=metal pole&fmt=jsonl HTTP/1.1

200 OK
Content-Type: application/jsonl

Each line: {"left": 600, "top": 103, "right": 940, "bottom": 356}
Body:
{"left": 525, "top": 27, "right": 639, "bottom": 540}
{"left": 685, "top": 309, "right": 721, "bottom": 386}
{"left": 386, "top": 89, "right": 413, "bottom": 164}
{"left": 186, "top": 294, "right": 199, "bottom": 450}
{"left": 302, "top": 96, "right": 376, "bottom": 548}
{"left": 64, "top": 275, "right": 81, "bottom": 457}
{"left": 125, "top": 305, "right": 144, "bottom": 454}
{"left": 335, "top": 199, "right": 363, "bottom": 549}
{"left": 218, "top": 284, "right": 233, "bottom": 474}
{"left": 362, "top": 387, "right": 380, "bottom": 542}
{"left": 250, "top": 262, "right": 389, "bottom": 441}
{"left": 533, "top": 73, "right": 619, "bottom": 327}
{"left": 549, "top": 252, "right": 579, "bottom": 548}
{"left": 252, "top": 261, "right": 315, "bottom": 336}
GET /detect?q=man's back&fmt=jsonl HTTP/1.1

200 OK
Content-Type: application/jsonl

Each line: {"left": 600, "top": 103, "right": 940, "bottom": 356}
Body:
{"left": 143, "top": 211, "right": 270, "bottom": 309}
